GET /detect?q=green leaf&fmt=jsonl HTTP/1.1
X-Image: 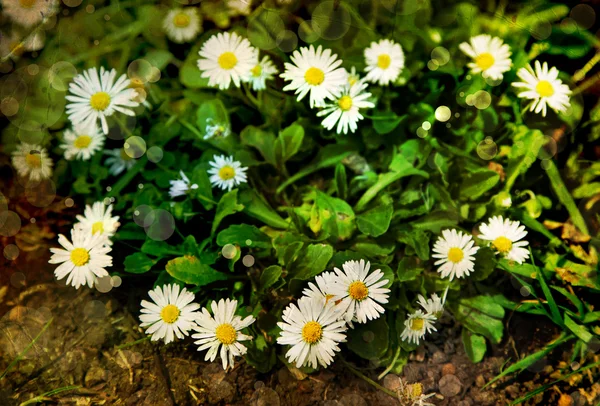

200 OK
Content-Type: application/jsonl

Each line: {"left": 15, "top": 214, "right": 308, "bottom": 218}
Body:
{"left": 144, "top": 49, "right": 173, "bottom": 71}
{"left": 216, "top": 224, "right": 272, "bottom": 249}
{"left": 259, "top": 265, "right": 282, "bottom": 293}
{"left": 456, "top": 296, "right": 505, "bottom": 344}
{"left": 412, "top": 210, "right": 459, "bottom": 233}
{"left": 238, "top": 189, "right": 289, "bottom": 229}
{"left": 371, "top": 112, "right": 406, "bottom": 134}
{"left": 396, "top": 257, "right": 423, "bottom": 282}
{"left": 572, "top": 182, "right": 600, "bottom": 199}
{"left": 347, "top": 317, "right": 389, "bottom": 360}
{"left": 356, "top": 201, "right": 393, "bottom": 237}
{"left": 290, "top": 243, "right": 334, "bottom": 280}
{"left": 462, "top": 329, "right": 487, "bottom": 363}
{"left": 459, "top": 169, "right": 500, "bottom": 200}
{"left": 141, "top": 239, "right": 181, "bottom": 257}
{"left": 275, "top": 123, "right": 304, "bottom": 165}
{"left": 124, "top": 253, "right": 155, "bottom": 274}
{"left": 165, "top": 255, "right": 228, "bottom": 286}
{"left": 180, "top": 40, "right": 210, "bottom": 88}
{"left": 545, "top": 160, "right": 589, "bottom": 235}
{"left": 240, "top": 125, "right": 277, "bottom": 166}
{"left": 564, "top": 314, "right": 593, "bottom": 343}
{"left": 196, "top": 99, "right": 230, "bottom": 139}
{"left": 212, "top": 189, "right": 244, "bottom": 234}
{"left": 335, "top": 163, "right": 347, "bottom": 200}
{"left": 504, "top": 127, "right": 544, "bottom": 192}
{"left": 191, "top": 165, "right": 215, "bottom": 210}
{"left": 309, "top": 190, "right": 355, "bottom": 241}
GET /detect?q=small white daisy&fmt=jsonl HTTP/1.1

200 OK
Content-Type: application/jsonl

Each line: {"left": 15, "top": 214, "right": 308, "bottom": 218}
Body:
{"left": 277, "top": 296, "right": 347, "bottom": 369}
{"left": 363, "top": 39, "right": 405, "bottom": 86}
{"left": 226, "top": 0, "right": 252, "bottom": 16}
{"left": 60, "top": 124, "right": 104, "bottom": 161}
{"left": 207, "top": 155, "right": 248, "bottom": 192}
{"left": 512, "top": 61, "right": 572, "bottom": 117}
{"left": 432, "top": 229, "right": 479, "bottom": 281}
{"left": 75, "top": 202, "right": 120, "bottom": 242}
{"left": 459, "top": 34, "right": 512, "bottom": 80}
{"left": 400, "top": 310, "right": 437, "bottom": 345}
{"left": 204, "top": 118, "right": 231, "bottom": 140}
{"left": 303, "top": 271, "right": 338, "bottom": 302}
{"left": 417, "top": 292, "right": 445, "bottom": 319}
{"left": 330, "top": 259, "right": 390, "bottom": 324}
{"left": 0, "top": 0, "right": 58, "bottom": 28}
{"left": 316, "top": 81, "right": 375, "bottom": 134}
{"left": 140, "top": 284, "right": 200, "bottom": 344}
{"left": 479, "top": 215, "right": 530, "bottom": 264}
{"left": 346, "top": 66, "right": 362, "bottom": 87}
{"left": 11, "top": 143, "right": 53, "bottom": 182}
{"left": 163, "top": 8, "right": 201, "bottom": 44}
{"left": 197, "top": 32, "right": 257, "bottom": 90}
{"left": 104, "top": 148, "right": 135, "bottom": 176}
{"left": 169, "top": 170, "right": 198, "bottom": 198}
{"left": 66, "top": 67, "right": 139, "bottom": 134}
{"left": 48, "top": 227, "right": 112, "bottom": 290}
{"left": 280, "top": 45, "right": 348, "bottom": 108}
{"left": 245, "top": 55, "right": 278, "bottom": 91}
{"left": 192, "top": 298, "right": 255, "bottom": 370}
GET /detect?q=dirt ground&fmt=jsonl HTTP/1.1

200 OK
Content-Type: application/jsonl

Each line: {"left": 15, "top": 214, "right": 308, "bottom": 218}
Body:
{"left": 1, "top": 246, "right": 599, "bottom": 406}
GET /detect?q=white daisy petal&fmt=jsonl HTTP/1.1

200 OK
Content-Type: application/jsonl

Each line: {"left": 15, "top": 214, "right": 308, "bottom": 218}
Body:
{"left": 207, "top": 155, "right": 248, "bottom": 192}
{"left": 479, "top": 215, "right": 530, "bottom": 264}
{"left": 363, "top": 39, "right": 405, "bottom": 86}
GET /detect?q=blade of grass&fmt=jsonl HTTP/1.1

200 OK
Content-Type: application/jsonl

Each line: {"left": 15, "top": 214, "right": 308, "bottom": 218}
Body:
{"left": 19, "top": 385, "right": 80, "bottom": 406}
{"left": 545, "top": 160, "right": 589, "bottom": 235}
{"left": 340, "top": 358, "right": 398, "bottom": 398}
{"left": 532, "top": 250, "right": 563, "bottom": 327}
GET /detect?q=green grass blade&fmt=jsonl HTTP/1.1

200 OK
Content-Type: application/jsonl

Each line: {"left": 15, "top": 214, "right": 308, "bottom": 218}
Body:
{"left": 19, "top": 386, "right": 80, "bottom": 406}
{"left": 532, "top": 251, "right": 563, "bottom": 327}
{"left": 545, "top": 160, "right": 589, "bottom": 235}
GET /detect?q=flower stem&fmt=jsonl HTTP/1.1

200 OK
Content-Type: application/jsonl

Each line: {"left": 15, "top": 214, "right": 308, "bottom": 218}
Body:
{"left": 340, "top": 359, "right": 398, "bottom": 398}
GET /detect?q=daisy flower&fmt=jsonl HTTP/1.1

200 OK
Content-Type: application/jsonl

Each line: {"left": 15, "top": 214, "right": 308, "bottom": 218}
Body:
{"left": 316, "top": 81, "right": 375, "bottom": 134}
{"left": 277, "top": 296, "right": 347, "bottom": 369}
{"left": 226, "top": 0, "right": 252, "bottom": 16}
{"left": 104, "top": 148, "right": 135, "bottom": 176}
{"left": 48, "top": 227, "right": 112, "bottom": 290}
{"left": 139, "top": 284, "right": 200, "bottom": 344}
{"left": 163, "top": 8, "right": 201, "bottom": 44}
{"left": 11, "top": 143, "right": 53, "bottom": 182}
{"left": 432, "top": 229, "right": 479, "bottom": 281}
{"left": 512, "top": 61, "right": 571, "bottom": 117}
{"left": 245, "top": 55, "right": 278, "bottom": 91}
{"left": 346, "top": 66, "right": 362, "bottom": 87}
{"left": 417, "top": 292, "right": 445, "bottom": 319}
{"left": 363, "top": 39, "right": 405, "bottom": 86}
{"left": 192, "top": 298, "right": 255, "bottom": 370}
{"left": 479, "top": 215, "right": 530, "bottom": 264}
{"left": 280, "top": 45, "right": 348, "bottom": 108}
{"left": 169, "top": 170, "right": 198, "bottom": 198}
{"left": 459, "top": 34, "right": 512, "bottom": 80}
{"left": 75, "top": 202, "right": 120, "bottom": 242}
{"left": 204, "top": 119, "right": 231, "bottom": 140}
{"left": 0, "top": 0, "right": 58, "bottom": 28}
{"left": 60, "top": 125, "right": 104, "bottom": 161}
{"left": 207, "top": 155, "right": 248, "bottom": 192}
{"left": 303, "top": 271, "right": 338, "bottom": 303}
{"left": 197, "top": 32, "right": 257, "bottom": 90}
{"left": 400, "top": 310, "right": 437, "bottom": 345}
{"left": 330, "top": 259, "right": 390, "bottom": 324}
{"left": 66, "top": 67, "right": 139, "bottom": 134}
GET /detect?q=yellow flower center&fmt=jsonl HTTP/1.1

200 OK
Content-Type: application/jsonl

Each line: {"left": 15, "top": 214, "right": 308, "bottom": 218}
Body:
{"left": 536, "top": 80, "right": 554, "bottom": 97}
{"left": 74, "top": 135, "right": 92, "bottom": 149}
{"left": 160, "top": 304, "right": 180, "bottom": 324}
{"left": 475, "top": 52, "right": 495, "bottom": 71}
{"left": 91, "top": 221, "right": 104, "bottom": 235}
{"left": 218, "top": 52, "right": 238, "bottom": 70}
{"left": 410, "top": 383, "right": 423, "bottom": 398}
{"left": 447, "top": 247, "right": 464, "bottom": 263}
{"left": 215, "top": 323, "right": 237, "bottom": 345}
{"left": 25, "top": 153, "right": 42, "bottom": 168}
{"left": 493, "top": 236, "right": 513, "bottom": 254}
{"left": 218, "top": 165, "right": 236, "bottom": 180}
{"left": 90, "top": 92, "right": 111, "bottom": 111}
{"left": 251, "top": 64, "right": 262, "bottom": 77}
{"left": 70, "top": 247, "right": 90, "bottom": 267}
{"left": 410, "top": 317, "right": 424, "bottom": 331}
{"left": 19, "top": 0, "right": 37, "bottom": 8}
{"left": 302, "top": 321, "right": 323, "bottom": 344}
{"left": 348, "top": 281, "right": 369, "bottom": 301}
{"left": 338, "top": 95, "right": 353, "bottom": 111}
{"left": 377, "top": 54, "right": 391, "bottom": 69}
{"left": 304, "top": 67, "right": 325, "bottom": 85}
{"left": 173, "top": 13, "right": 190, "bottom": 28}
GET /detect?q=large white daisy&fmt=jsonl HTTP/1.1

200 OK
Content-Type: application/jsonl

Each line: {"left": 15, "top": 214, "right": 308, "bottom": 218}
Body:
{"left": 280, "top": 45, "right": 348, "bottom": 108}
{"left": 1, "top": 0, "right": 58, "bottom": 28}
{"left": 75, "top": 202, "right": 120, "bottom": 242}
{"left": 60, "top": 124, "right": 104, "bottom": 161}
{"left": 363, "top": 39, "right": 405, "bottom": 86}
{"left": 197, "top": 32, "right": 257, "bottom": 90}
{"left": 48, "top": 227, "right": 112, "bottom": 290}
{"left": 277, "top": 296, "right": 347, "bottom": 369}
{"left": 432, "top": 229, "right": 479, "bottom": 281}
{"left": 169, "top": 170, "right": 198, "bottom": 198}
{"left": 192, "top": 298, "right": 255, "bottom": 370}
{"left": 66, "top": 67, "right": 139, "bottom": 134}
{"left": 459, "top": 34, "right": 512, "bottom": 80}
{"left": 316, "top": 81, "right": 375, "bottom": 134}
{"left": 207, "top": 155, "right": 248, "bottom": 192}
{"left": 11, "top": 142, "right": 53, "bottom": 182}
{"left": 140, "top": 284, "right": 200, "bottom": 344}
{"left": 512, "top": 61, "right": 572, "bottom": 117}
{"left": 104, "top": 148, "right": 135, "bottom": 176}
{"left": 479, "top": 215, "right": 530, "bottom": 264}
{"left": 400, "top": 310, "right": 437, "bottom": 345}
{"left": 244, "top": 55, "right": 278, "bottom": 91}
{"left": 163, "top": 8, "right": 201, "bottom": 44}
{"left": 330, "top": 259, "right": 390, "bottom": 324}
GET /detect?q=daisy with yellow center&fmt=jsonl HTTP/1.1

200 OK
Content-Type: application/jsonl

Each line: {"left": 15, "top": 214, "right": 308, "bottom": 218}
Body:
{"left": 330, "top": 259, "right": 390, "bottom": 324}
{"left": 207, "top": 155, "right": 248, "bottom": 192}
{"left": 280, "top": 45, "right": 348, "bottom": 108}
{"left": 479, "top": 215, "right": 530, "bottom": 264}
{"left": 48, "top": 227, "right": 113, "bottom": 290}
{"left": 400, "top": 310, "right": 437, "bottom": 345}
{"left": 303, "top": 271, "right": 343, "bottom": 308}
{"left": 244, "top": 55, "right": 278, "bottom": 91}
{"left": 60, "top": 124, "right": 105, "bottom": 161}
{"left": 363, "top": 39, "right": 405, "bottom": 86}
{"left": 512, "top": 61, "right": 572, "bottom": 117}
{"left": 417, "top": 290, "right": 447, "bottom": 320}
{"left": 432, "top": 229, "right": 479, "bottom": 281}
{"left": 163, "top": 7, "right": 201, "bottom": 44}
{"left": 1, "top": 0, "right": 58, "bottom": 28}
{"left": 277, "top": 296, "right": 347, "bottom": 369}
{"left": 192, "top": 298, "right": 255, "bottom": 370}
{"left": 75, "top": 202, "right": 120, "bottom": 244}
{"left": 11, "top": 142, "right": 53, "bottom": 182}
{"left": 316, "top": 81, "right": 375, "bottom": 134}
{"left": 459, "top": 34, "right": 512, "bottom": 80}
{"left": 66, "top": 67, "right": 139, "bottom": 134}
{"left": 197, "top": 32, "right": 257, "bottom": 90}
{"left": 140, "top": 284, "right": 200, "bottom": 344}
